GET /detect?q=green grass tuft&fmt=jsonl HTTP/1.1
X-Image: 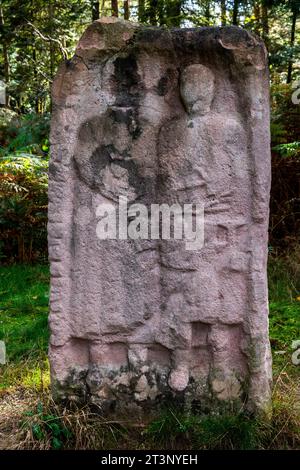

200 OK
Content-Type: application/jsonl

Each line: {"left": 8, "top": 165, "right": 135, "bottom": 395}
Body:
{"left": 145, "top": 410, "right": 260, "bottom": 449}
{"left": 268, "top": 250, "right": 300, "bottom": 375}
{"left": 0, "top": 264, "right": 49, "bottom": 362}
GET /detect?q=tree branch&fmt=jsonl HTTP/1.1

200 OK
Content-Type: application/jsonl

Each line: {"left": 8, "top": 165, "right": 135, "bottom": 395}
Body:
{"left": 26, "top": 21, "right": 68, "bottom": 60}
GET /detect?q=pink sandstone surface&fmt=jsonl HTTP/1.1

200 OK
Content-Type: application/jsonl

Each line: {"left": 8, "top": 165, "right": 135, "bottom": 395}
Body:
{"left": 49, "top": 17, "right": 272, "bottom": 415}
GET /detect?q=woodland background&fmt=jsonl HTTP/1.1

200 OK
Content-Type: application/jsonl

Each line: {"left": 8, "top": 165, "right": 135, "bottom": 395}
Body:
{"left": 0, "top": 0, "right": 299, "bottom": 263}
{"left": 0, "top": 0, "right": 300, "bottom": 264}
{"left": 0, "top": 1, "right": 299, "bottom": 450}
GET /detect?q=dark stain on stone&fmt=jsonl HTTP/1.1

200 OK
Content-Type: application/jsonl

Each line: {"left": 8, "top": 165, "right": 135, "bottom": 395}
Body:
{"left": 65, "top": 58, "right": 78, "bottom": 69}
{"left": 113, "top": 54, "right": 141, "bottom": 107}
{"left": 156, "top": 68, "right": 178, "bottom": 96}
{"left": 156, "top": 68, "right": 176, "bottom": 96}
{"left": 112, "top": 54, "right": 144, "bottom": 140}
{"left": 114, "top": 54, "right": 139, "bottom": 88}
{"left": 157, "top": 75, "right": 169, "bottom": 96}
{"left": 89, "top": 144, "right": 153, "bottom": 200}
{"left": 108, "top": 107, "right": 142, "bottom": 140}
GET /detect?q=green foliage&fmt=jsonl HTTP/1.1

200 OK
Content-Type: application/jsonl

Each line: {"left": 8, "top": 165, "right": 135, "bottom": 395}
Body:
{"left": 268, "top": 251, "right": 300, "bottom": 375}
{"left": 0, "top": 108, "right": 18, "bottom": 147}
{"left": 0, "top": 1, "right": 298, "bottom": 258}
{"left": 269, "top": 300, "right": 300, "bottom": 352}
{"left": 272, "top": 141, "right": 300, "bottom": 158}
{"left": 271, "top": 83, "right": 300, "bottom": 146}
{"left": 0, "top": 113, "right": 50, "bottom": 156}
{"left": 0, "top": 111, "right": 49, "bottom": 263}
{"left": 0, "top": 135, "right": 48, "bottom": 263}
{"left": 0, "top": 1, "right": 299, "bottom": 113}
{"left": 1, "top": 0, "right": 90, "bottom": 112}
{"left": 145, "top": 409, "right": 260, "bottom": 449}
{"left": 0, "top": 264, "right": 49, "bottom": 363}
{"left": 22, "top": 402, "right": 72, "bottom": 449}
{"left": 269, "top": 81, "right": 300, "bottom": 247}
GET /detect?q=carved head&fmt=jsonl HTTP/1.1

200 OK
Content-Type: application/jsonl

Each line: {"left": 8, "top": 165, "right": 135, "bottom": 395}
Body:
{"left": 180, "top": 64, "right": 215, "bottom": 116}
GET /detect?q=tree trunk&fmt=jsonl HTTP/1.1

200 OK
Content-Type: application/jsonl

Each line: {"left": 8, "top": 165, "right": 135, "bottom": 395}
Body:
{"left": 221, "top": 0, "right": 226, "bottom": 26}
{"left": 92, "top": 1, "right": 100, "bottom": 21}
{"left": 205, "top": 1, "right": 210, "bottom": 24}
{"left": 0, "top": 3, "right": 10, "bottom": 106}
{"left": 124, "top": 0, "right": 129, "bottom": 20}
{"left": 111, "top": 0, "right": 119, "bottom": 17}
{"left": 232, "top": 0, "right": 239, "bottom": 26}
{"left": 100, "top": 0, "right": 105, "bottom": 16}
{"left": 166, "top": 0, "right": 182, "bottom": 27}
{"left": 287, "top": 8, "right": 297, "bottom": 84}
{"left": 261, "top": 3, "right": 269, "bottom": 45}
{"left": 32, "top": 47, "right": 40, "bottom": 114}
{"left": 149, "top": 0, "right": 157, "bottom": 25}
{"left": 48, "top": 1, "right": 55, "bottom": 80}
{"left": 253, "top": 2, "right": 260, "bottom": 35}
{"left": 138, "top": 0, "right": 145, "bottom": 22}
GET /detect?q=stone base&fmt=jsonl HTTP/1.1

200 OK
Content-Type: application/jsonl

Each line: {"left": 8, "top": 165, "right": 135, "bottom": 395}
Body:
{"left": 50, "top": 339, "right": 271, "bottom": 417}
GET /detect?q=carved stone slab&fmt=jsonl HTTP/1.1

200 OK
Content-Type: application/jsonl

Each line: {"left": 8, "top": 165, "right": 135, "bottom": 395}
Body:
{"left": 49, "top": 18, "right": 272, "bottom": 415}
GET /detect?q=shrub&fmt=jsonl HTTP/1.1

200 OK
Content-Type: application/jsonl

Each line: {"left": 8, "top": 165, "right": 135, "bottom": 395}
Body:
{"left": 0, "top": 154, "right": 48, "bottom": 263}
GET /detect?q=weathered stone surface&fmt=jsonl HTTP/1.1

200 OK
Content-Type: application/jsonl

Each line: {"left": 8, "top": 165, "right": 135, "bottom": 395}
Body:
{"left": 49, "top": 17, "right": 272, "bottom": 415}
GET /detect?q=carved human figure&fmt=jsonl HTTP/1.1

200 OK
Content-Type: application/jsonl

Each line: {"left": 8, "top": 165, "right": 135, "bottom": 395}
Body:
{"left": 156, "top": 64, "right": 250, "bottom": 393}
{"left": 68, "top": 54, "right": 174, "bottom": 362}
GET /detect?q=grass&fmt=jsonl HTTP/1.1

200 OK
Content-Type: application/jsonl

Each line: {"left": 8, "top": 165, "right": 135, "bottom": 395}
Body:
{"left": 0, "top": 265, "right": 49, "bottom": 390}
{"left": 0, "top": 251, "right": 299, "bottom": 449}
{"left": 268, "top": 248, "right": 300, "bottom": 376}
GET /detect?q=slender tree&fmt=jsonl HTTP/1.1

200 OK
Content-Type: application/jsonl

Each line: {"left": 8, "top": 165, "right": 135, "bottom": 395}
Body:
{"left": 261, "top": 1, "right": 269, "bottom": 44}
{"left": 205, "top": 0, "right": 211, "bottom": 24}
{"left": 124, "top": 0, "right": 130, "bottom": 20}
{"left": 287, "top": 0, "right": 299, "bottom": 83}
{"left": 165, "top": 0, "right": 182, "bottom": 27}
{"left": 149, "top": 0, "right": 158, "bottom": 25}
{"left": 232, "top": 0, "right": 239, "bottom": 25}
{"left": 0, "top": 1, "right": 10, "bottom": 105}
{"left": 48, "top": 1, "right": 55, "bottom": 79}
{"left": 253, "top": 1, "right": 260, "bottom": 34}
{"left": 91, "top": 1, "right": 100, "bottom": 21}
{"left": 138, "top": 0, "right": 145, "bottom": 22}
{"left": 111, "top": 0, "right": 119, "bottom": 16}
{"left": 221, "top": 0, "right": 227, "bottom": 25}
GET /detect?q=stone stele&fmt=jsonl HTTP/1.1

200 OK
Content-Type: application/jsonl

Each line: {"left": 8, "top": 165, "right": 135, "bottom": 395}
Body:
{"left": 49, "top": 17, "right": 272, "bottom": 415}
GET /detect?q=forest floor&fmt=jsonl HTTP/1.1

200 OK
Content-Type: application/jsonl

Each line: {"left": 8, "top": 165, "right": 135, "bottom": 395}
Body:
{"left": 0, "top": 253, "right": 299, "bottom": 450}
